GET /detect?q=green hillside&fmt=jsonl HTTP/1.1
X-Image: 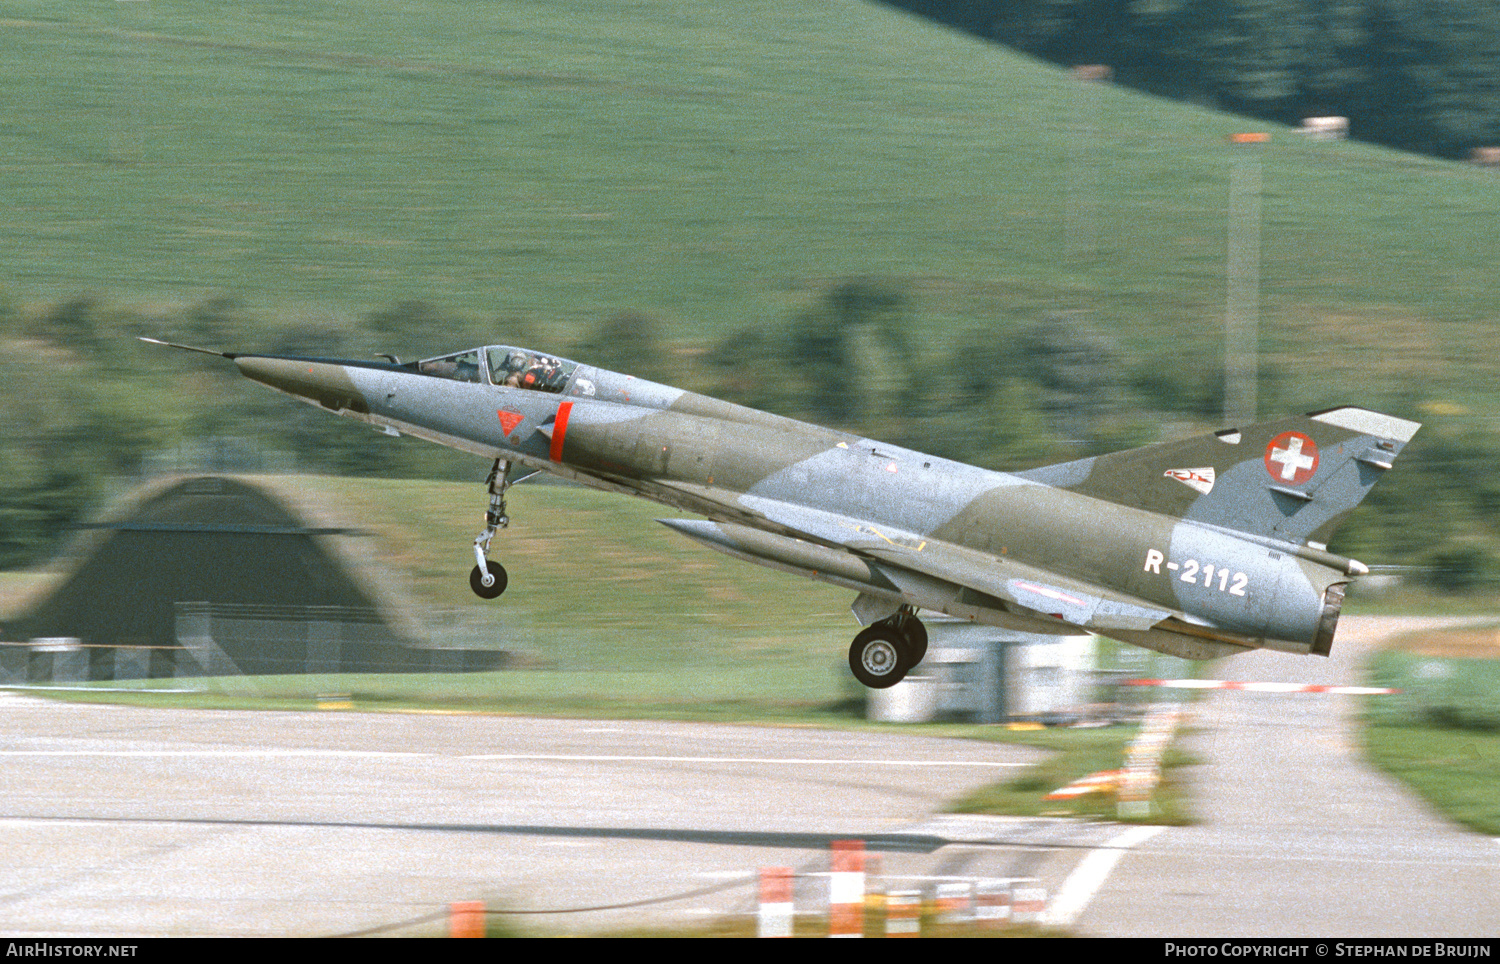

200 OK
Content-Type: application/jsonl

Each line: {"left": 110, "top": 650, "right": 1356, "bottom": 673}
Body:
{"left": 274, "top": 474, "right": 855, "bottom": 674}
{"left": 3, "top": 0, "right": 1498, "bottom": 584}
{"left": 4, "top": 0, "right": 1496, "bottom": 407}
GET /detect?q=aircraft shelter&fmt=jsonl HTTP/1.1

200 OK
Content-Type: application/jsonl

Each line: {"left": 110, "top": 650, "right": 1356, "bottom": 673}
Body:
{"left": 0, "top": 475, "right": 502, "bottom": 681}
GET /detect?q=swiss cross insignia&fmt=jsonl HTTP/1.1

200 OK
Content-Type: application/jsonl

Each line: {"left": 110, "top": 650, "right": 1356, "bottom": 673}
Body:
{"left": 1265, "top": 431, "right": 1319, "bottom": 484}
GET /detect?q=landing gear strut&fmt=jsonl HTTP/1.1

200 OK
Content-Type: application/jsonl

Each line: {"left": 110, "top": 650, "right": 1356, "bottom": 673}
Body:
{"left": 470, "top": 458, "right": 512, "bottom": 599}
{"left": 847, "top": 606, "right": 927, "bottom": 689}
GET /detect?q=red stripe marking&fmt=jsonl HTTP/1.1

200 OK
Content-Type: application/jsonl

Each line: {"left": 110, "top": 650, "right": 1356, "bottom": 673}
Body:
{"left": 550, "top": 401, "right": 573, "bottom": 462}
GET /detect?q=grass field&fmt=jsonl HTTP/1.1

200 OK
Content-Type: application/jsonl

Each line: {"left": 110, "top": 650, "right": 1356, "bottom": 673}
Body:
{"left": 290, "top": 474, "right": 861, "bottom": 677}
{"left": 1361, "top": 629, "right": 1500, "bottom": 836}
{"left": 1363, "top": 724, "right": 1500, "bottom": 837}
{"left": 5, "top": 0, "right": 1499, "bottom": 416}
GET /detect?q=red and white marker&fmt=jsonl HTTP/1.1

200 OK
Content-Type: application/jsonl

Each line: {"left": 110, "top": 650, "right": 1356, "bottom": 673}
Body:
{"left": 1044, "top": 769, "right": 1124, "bottom": 800}
{"left": 758, "top": 866, "right": 794, "bottom": 938}
{"left": 885, "top": 890, "right": 921, "bottom": 938}
{"left": 829, "top": 840, "right": 865, "bottom": 938}
{"left": 1013, "top": 885, "right": 1047, "bottom": 924}
{"left": 934, "top": 881, "right": 972, "bottom": 924}
{"left": 1126, "top": 678, "right": 1398, "bottom": 695}
{"left": 975, "top": 879, "right": 1012, "bottom": 927}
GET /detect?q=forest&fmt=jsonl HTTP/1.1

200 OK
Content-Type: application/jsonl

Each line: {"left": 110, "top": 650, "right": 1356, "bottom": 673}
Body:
{"left": 5, "top": 287, "right": 1498, "bottom": 593}
{"left": 887, "top": 0, "right": 1500, "bottom": 159}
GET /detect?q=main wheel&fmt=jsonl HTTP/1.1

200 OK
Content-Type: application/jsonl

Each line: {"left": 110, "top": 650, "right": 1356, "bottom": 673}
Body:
{"left": 895, "top": 614, "right": 928, "bottom": 669}
{"left": 469, "top": 561, "right": 509, "bottom": 599}
{"left": 849, "top": 625, "right": 908, "bottom": 689}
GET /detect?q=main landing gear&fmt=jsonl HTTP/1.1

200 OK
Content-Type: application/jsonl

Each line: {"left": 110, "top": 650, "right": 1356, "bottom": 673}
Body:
{"left": 847, "top": 607, "right": 928, "bottom": 689}
{"left": 470, "top": 458, "right": 512, "bottom": 599}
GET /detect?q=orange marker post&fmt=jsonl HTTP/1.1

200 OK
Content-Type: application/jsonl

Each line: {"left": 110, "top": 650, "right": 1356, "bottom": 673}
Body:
{"left": 935, "top": 881, "right": 972, "bottom": 924}
{"left": 449, "top": 900, "right": 485, "bottom": 938}
{"left": 828, "top": 840, "right": 865, "bottom": 938}
{"left": 758, "top": 866, "right": 794, "bottom": 938}
{"left": 885, "top": 890, "right": 922, "bottom": 938}
{"left": 1013, "top": 883, "right": 1047, "bottom": 925}
{"left": 976, "top": 879, "right": 1012, "bottom": 928}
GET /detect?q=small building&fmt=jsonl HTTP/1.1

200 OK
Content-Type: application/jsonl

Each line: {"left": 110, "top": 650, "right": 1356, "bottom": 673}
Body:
{"left": 866, "top": 619, "right": 1097, "bottom": 724}
{"left": 1297, "top": 116, "right": 1349, "bottom": 141}
{"left": 1469, "top": 147, "right": 1500, "bottom": 167}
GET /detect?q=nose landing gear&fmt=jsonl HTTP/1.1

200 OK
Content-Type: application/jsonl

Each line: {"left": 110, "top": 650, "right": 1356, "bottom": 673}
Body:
{"left": 470, "top": 458, "right": 512, "bottom": 599}
{"left": 847, "top": 607, "right": 927, "bottom": 689}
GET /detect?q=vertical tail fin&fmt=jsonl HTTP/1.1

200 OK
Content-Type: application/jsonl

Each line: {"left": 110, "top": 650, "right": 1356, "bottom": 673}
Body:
{"left": 1018, "top": 407, "right": 1420, "bottom": 547}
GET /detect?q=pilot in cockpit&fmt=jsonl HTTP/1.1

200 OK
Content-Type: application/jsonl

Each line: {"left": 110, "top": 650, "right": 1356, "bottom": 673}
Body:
{"left": 496, "top": 351, "right": 528, "bottom": 388}
{"left": 486, "top": 346, "right": 575, "bottom": 393}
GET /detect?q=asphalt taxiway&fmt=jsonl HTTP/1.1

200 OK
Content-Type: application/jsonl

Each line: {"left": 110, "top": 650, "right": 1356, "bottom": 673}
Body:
{"left": 1073, "top": 616, "right": 1500, "bottom": 938}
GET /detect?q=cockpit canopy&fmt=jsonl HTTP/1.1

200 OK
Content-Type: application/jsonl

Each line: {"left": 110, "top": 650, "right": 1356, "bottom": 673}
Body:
{"left": 486, "top": 346, "right": 576, "bottom": 393}
{"left": 408, "top": 346, "right": 579, "bottom": 394}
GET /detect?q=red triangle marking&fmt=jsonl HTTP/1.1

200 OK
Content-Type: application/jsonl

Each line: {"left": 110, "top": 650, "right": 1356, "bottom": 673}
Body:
{"left": 497, "top": 410, "right": 524, "bottom": 436}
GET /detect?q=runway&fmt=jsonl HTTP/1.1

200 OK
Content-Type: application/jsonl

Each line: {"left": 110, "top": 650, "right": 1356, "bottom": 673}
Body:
{"left": 2, "top": 616, "right": 1495, "bottom": 937}
{"left": 0, "top": 698, "right": 1050, "bottom": 936}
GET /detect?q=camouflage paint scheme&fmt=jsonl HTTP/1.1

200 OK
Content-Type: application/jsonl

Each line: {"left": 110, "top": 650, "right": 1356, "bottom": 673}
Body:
{"left": 146, "top": 339, "right": 1420, "bottom": 686}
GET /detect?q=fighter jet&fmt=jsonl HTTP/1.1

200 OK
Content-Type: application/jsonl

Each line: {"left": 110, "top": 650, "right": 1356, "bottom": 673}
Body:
{"left": 142, "top": 337, "right": 1419, "bottom": 687}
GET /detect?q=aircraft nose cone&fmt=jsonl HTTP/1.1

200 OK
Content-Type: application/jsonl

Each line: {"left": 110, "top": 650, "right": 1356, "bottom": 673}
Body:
{"left": 234, "top": 356, "right": 368, "bottom": 413}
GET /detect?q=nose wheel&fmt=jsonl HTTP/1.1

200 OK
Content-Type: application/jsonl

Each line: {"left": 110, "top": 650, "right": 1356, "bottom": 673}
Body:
{"left": 470, "top": 560, "right": 509, "bottom": 599}
{"left": 470, "top": 458, "right": 513, "bottom": 599}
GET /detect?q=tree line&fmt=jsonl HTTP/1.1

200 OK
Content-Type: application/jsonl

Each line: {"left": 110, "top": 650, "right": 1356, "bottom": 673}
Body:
{"left": 3, "top": 285, "right": 1496, "bottom": 591}
{"left": 884, "top": 0, "right": 1500, "bottom": 159}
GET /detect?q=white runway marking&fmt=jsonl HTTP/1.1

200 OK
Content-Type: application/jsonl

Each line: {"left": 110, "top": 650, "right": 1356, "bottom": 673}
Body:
{"left": 462, "top": 754, "right": 1029, "bottom": 767}
{"left": 1042, "top": 824, "right": 1165, "bottom": 927}
{"left": 0, "top": 748, "right": 1027, "bottom": 768}
{"left": 0, "top": 749, "right": 428, "bottom": 759}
